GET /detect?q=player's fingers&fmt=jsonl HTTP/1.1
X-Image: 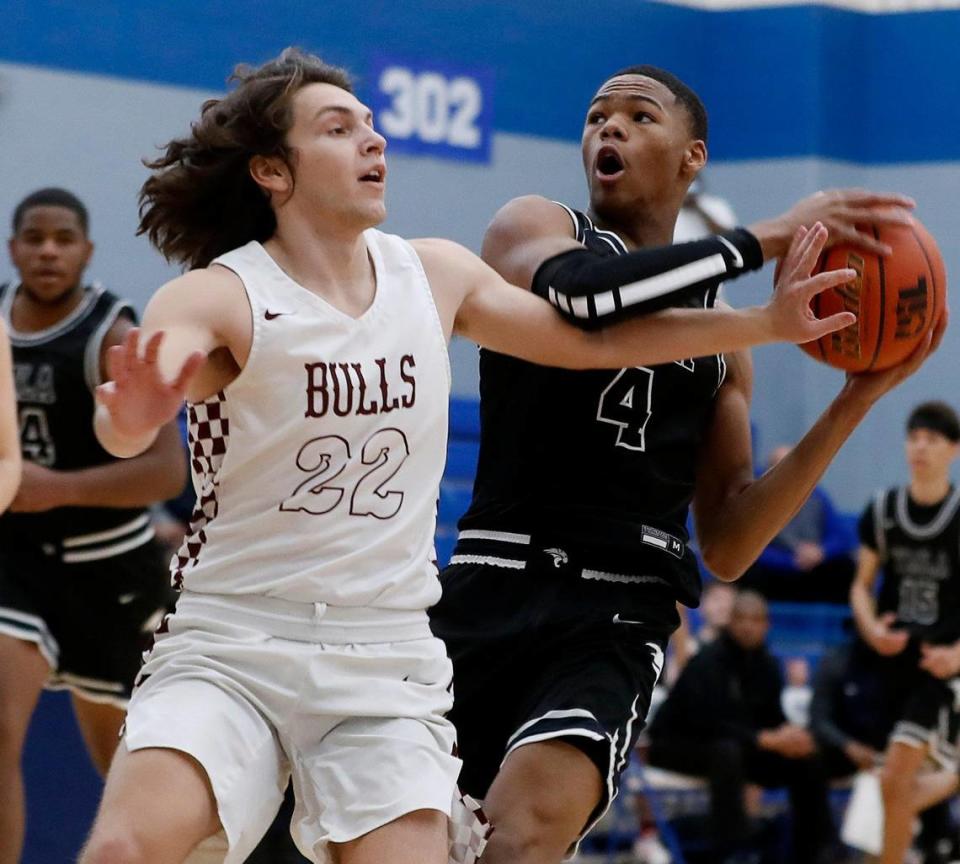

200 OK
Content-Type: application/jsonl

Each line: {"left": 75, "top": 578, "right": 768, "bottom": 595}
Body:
{"left": 122, "top": 328, "right": 141, "bottom": 373}
{"left": 793, "top": 222, "right": 829, "bottom": 277}
{"left": 171, "top": 350, "right": 206, "bottom": 391}
{"left": 95, "top": 381, "right": 117, "bottom": 408}
{"left": 781, "top": 223, "right": 822, "bottom": 283}
{"left": 801, "top": 268, "right": 858, "bottom": 301}
{"left": 142, "top": 330, "right": 165, "bottom": 365}
{"left": 835, "top": 189, "right": 916, "bottom": 210}
{"left": 836, "top": 205, "right": 913, "bottom": 227}
{"left": 825, "top": 224, "right": 892, "bottom": 257}
{"left": 805, "top": 310, "right": 857, "bottom": 341}
{"left": 105, "top": 344, "right": 127, "bottom": 384}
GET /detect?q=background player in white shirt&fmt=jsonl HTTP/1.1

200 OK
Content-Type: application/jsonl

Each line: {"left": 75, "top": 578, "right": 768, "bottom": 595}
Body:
{"left": 81, "top": 48, "right": 858, "bottom": 864}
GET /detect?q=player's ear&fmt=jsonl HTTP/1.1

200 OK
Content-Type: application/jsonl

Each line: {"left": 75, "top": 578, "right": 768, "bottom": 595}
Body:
{"left": 682, "top": 139, "right": 707, "bottom": 179}
{"left": 249, "top": 154, "right": 293, "bottom": 201}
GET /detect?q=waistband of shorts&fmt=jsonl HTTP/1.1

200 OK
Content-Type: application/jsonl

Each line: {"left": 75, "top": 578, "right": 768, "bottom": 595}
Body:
{"left": 174, "top": 591, "right": 432, "bottom": 644}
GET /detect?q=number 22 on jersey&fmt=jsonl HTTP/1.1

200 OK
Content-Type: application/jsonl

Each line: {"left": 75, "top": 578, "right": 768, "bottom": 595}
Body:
{"left": 279, "top": 428, "right": 410, "bottom": 520}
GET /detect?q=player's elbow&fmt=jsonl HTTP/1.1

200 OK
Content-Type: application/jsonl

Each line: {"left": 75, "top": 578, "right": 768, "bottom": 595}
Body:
{"left": 699, "top": 541, "right": 750, "bottom": 583}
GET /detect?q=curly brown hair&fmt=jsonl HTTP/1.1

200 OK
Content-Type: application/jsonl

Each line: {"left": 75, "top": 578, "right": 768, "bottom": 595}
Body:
{"left": 139, "top": 47, "right": 353, "bottom": 270}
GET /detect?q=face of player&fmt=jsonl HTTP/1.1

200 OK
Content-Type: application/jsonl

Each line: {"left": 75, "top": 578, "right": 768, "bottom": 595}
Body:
{"left": 905, "top": 427, "right": 959, "bottom": 484}
{"left": 581, "top": 75, "right": 704, "bottom": 226}
{"left": 272, "top": 83, "right": 388, "bottom": 231}
{"left": 8, "top": 206, "right": 93, "bottom": 305}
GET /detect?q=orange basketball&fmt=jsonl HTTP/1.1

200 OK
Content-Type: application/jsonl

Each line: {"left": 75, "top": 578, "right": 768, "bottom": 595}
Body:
{"left": 800, "top": 220, "right": 946, "bottom": 372}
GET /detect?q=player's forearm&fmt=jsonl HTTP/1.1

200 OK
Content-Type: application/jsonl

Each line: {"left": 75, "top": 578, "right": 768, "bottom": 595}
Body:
{"left": 850, "top": 581, "right": 879, "bottom": 641}
{"left": 534, "top": 228, "right": 763, "bottom": 327}
{"left": 589, "top": 305, "right": 776, "bottom": 369}
{"left": 53, "top": 445, "right": 186, "bottom": 507}
{"left": 699, "top": 390, "right": 872, "bottom": 580}
{"left": 0, "top": 457, "right": 20, "bottom": 513}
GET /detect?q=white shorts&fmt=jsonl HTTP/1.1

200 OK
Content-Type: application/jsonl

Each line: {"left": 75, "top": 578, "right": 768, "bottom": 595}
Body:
{"left": 124, "top": 591, "right": 461, "bottom": 864}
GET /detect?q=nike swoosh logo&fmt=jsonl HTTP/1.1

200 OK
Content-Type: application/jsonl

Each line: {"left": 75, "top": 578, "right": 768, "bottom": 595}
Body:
{"left": 118, "top": 592, "right": 137, "bottom": 605}
{"left": 264, "top": 310, "right": 294, "bottom": 320}
{"left": 612, "top": 613, "right": 646, "bottom": 626}
{"left": 717, "top": 235, "right": 744, "bottom": 269}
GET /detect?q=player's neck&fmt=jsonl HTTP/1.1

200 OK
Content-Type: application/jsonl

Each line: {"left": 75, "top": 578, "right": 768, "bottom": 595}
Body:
{"left": 909, "top": 475, "right": 952, "bottom": 506}
{"left": 587, "top": 208, "right": 676, "bottom": 251}
{"left": 264, "top": 220, "right": 375, "bottom": 317}
{"left": 12, "top": 283, "right": 85, "bottom": 332}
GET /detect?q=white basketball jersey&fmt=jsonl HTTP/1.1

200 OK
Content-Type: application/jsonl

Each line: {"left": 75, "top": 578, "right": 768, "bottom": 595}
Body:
{"left": 170, "top": 230, "right": 450, "bottom": 609}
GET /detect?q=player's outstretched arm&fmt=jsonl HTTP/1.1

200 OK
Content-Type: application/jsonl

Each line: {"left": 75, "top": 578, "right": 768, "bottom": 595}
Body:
{"left": 0, "top": 321, "right": 22, "bottom": 512}
{"left": 95, "top": 267, "right": 248, "bottom": 458}
{"left": 484, "top": 191, "right": 912, "bottom": 330}
{"left": 692, "top": 308, "right": 946, "bottom": 582}
{"left": 418, "top": 226, "right": 854, "bottom": 370}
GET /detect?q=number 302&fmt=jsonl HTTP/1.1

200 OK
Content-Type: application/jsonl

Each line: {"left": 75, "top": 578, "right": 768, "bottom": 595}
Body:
{"left": 378, "top": 67, "right": 482, "bottom": 149}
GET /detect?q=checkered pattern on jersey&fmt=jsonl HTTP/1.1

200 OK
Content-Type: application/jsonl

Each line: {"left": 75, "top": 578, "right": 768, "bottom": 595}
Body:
{"left": 171, "top": 393, "right": 229, "bottom": 589}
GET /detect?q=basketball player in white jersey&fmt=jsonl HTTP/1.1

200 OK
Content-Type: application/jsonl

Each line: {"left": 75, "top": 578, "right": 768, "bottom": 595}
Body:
{"left": 0, "top": 322, "right": 19, "bottom": 510}
{"left": 79, "top": 48, "right": 858, "bottom": 864}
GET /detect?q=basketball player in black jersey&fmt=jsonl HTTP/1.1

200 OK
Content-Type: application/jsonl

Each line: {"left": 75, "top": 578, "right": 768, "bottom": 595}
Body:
{"left": 853, "top": 402, "right": 960, "bottom": 864}
{"left": 0, "top": 189, "right": 184, "bottom": 864}
{"left": 429, "top": 67, "right": 944, "bottom": 864}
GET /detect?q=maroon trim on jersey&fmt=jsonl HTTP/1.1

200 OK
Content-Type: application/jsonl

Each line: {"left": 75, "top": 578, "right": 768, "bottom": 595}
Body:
{"left": 171, "top": 392, "right": 229, "bottom": 589}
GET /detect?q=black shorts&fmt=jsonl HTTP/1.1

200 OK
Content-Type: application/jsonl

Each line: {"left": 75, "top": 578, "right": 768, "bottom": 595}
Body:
{"left": 888, "top": 667, "right": 960, "bottom": 768}
{"left": 0, "top": 539, "right": 174, "bottom": 706}
{"left": 431, "top": 560, "right": 678, "bottom": 831}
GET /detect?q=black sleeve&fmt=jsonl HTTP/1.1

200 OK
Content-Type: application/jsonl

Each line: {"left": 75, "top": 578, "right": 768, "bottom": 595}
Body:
{"left": 809, "top": 647, "right": 851, "bottom": 752}
{"left": 858, "top": 498, "right": 878, "bottom": 550}
{"left": 531, "top": 228, "right": 764, "bottom": 329}
{"left": 759, "top": 653, "right": 787, "bottom": 729}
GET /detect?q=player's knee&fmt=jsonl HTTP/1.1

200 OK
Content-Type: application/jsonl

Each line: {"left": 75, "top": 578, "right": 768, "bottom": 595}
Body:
{"left": 489, "top": 795, "right": 584, "bottom": 860}
{"left": 80, "top": 826, "right": 148, "bottom": 864}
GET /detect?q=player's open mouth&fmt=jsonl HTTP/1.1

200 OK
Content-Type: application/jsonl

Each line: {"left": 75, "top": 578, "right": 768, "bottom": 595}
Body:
{"left": 595, "top": 146, "right": 625, "bottom": 182}
{"left": 359, "top": 165, "right": 386, "bottom": 184}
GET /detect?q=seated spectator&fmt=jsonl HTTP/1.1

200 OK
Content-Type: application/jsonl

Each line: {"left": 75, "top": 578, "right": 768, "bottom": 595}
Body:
{"left": 809, "top": 637, "right": 887, "bottom": 779}
{"left": 647, "top": 591, "right": 835, "bottom": 864}
{"left": 740, "top": 444, "right": 856, "bottom": 603}
{"left": 780, "top": 657, "right": 813, "bottom": 728}
{"left": 666, "top": 581, "right": 736, "bottom": 686}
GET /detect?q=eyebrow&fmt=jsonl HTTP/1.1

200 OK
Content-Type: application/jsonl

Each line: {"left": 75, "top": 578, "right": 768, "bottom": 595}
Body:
{"left": 314, "top": 105, "right": 375, "bottom": 125}
{"left": 588, "top": 93, "right": 664, "bottom": 111}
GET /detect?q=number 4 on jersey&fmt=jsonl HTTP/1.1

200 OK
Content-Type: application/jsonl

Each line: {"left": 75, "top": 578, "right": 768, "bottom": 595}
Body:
{"left": 597, "top": 367, "right": 654, "bottom": 451}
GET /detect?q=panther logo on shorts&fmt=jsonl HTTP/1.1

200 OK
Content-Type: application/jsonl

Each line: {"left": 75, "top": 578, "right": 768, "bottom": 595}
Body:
{"left": 544, "top": 548, "right": 568, "bottom": 568}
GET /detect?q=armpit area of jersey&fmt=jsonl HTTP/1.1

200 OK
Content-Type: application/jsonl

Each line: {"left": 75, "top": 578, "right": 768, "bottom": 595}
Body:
{"left": 531, "top": 227, "right": 762, "bottom": 328}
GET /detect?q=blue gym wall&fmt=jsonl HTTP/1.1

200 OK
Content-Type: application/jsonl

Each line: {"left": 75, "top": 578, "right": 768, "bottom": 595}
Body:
{"left": 1, "top": 3, "right": 958, "bottom": 859}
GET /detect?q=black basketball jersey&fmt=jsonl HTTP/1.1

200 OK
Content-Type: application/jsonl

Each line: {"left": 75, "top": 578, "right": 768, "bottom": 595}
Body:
{"left": 859, "top": 486, "right": 960, "bottom": 644}
{"left": 456, "top": 204, "right": 727, "bottom": 605}
{"left": 0, "top": 283, "right": 152, "bottom": 557}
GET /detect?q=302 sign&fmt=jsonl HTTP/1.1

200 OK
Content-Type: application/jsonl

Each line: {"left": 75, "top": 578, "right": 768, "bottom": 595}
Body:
{"left": 369, "top": 57, "right": 493, "bottom": 163}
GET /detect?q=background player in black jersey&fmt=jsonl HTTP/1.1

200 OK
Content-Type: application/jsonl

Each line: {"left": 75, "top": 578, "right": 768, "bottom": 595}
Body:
{"left": 852, "top": 401, "right": 960, "bottom": 864}
{"left": 0, "top": 188, "right": 184, "bottom": 864}
{"left": 429, "top": 66, "right": 944, "bottom": 864}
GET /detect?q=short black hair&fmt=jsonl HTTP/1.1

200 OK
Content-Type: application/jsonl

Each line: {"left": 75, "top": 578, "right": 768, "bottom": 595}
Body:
{"left": 606, "top": 65, "right": 708, "bottom": 144}
{"left": 12, "top": 188, "right": 89, "bottom": 235}
{"left": 907, "top": 401, "right": 960, "bottom": 442}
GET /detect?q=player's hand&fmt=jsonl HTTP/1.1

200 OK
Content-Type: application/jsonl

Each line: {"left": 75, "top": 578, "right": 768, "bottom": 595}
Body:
{"left": 843, "top": 740, "right": 881, "bottom": 771}
{"left": 793, "top": 541, "right": 825, "bottom": 571}
{"left": 919, "top": 642, "right": 960, "bottom": 680}
{"left": 95, "top": 328, "right": 204, "bottom": 443}
{"left": 767, "top": 223, "right": 857, "bottom": 344}
{"left": 842, "top": 305, "right": 949, "bottom": 408}
{"left": 869, "top": 612, "right": 910, "bottom": 656}
{"left": 751, "top": 188, "right": 915, "bottom": 260}
{"left": 9, "top": 462, "right": 73, "bottom": 513}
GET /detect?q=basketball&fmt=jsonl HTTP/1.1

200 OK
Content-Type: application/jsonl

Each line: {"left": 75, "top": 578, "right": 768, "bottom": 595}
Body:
{"left": 800, "top": 220, "right": 946, "bottom": 372}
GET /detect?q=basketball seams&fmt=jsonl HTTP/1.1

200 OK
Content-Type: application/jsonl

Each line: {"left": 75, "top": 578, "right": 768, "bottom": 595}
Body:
{"left": 868, "top": 224, "right": 887, "bottom": 372}
{"left": 909, "top": 222, "right": 939, "bottom": 340}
